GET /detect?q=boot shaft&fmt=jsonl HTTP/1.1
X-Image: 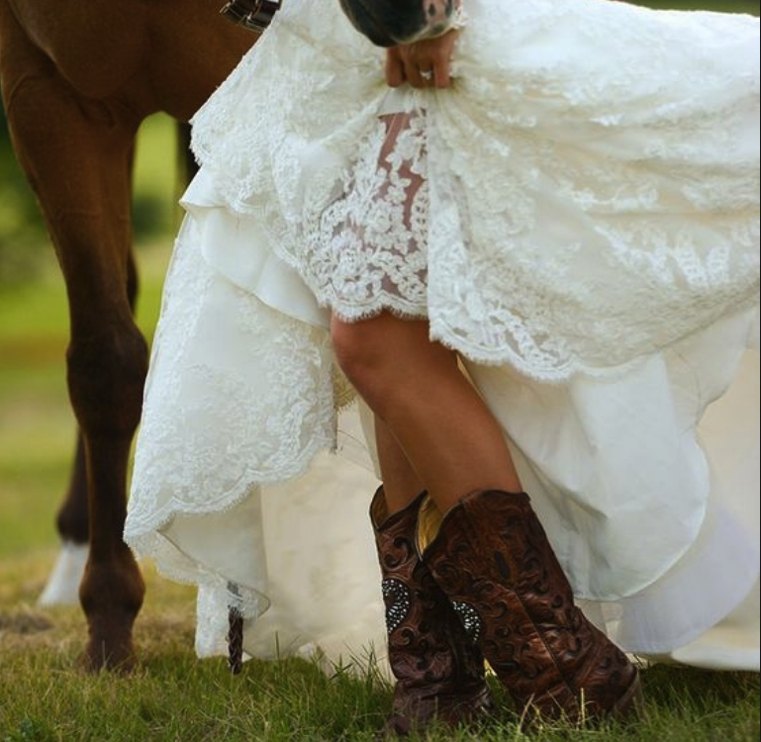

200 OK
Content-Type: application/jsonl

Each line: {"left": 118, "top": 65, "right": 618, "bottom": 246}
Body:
{"left": 419, "top": 489, "right": 640, "bottom": 723}
{"left": 370, "top": 487, "right": 488, "bottom": 686}
{"left": 369, "top": 486, "right": 492, "bottom": 732}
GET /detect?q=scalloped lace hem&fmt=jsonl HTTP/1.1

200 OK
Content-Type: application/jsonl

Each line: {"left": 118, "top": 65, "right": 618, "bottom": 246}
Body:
{"left": 124, "top": 428, "right": 332, "bottom": 548}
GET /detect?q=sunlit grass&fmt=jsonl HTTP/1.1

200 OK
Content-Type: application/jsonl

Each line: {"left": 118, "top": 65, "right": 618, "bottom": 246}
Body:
{"left": 1, "top": 560, "right": 759, "bottom": 741}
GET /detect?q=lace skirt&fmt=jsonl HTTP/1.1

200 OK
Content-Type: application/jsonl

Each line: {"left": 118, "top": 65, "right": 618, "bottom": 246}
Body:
{"left": 125, "top": 0, "right": 760, "bottom": 671}
{"left": 189, "top": 0, "right": 759, "bottom": 379}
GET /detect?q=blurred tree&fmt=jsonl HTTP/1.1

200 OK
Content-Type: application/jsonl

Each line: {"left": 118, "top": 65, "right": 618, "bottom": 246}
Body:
{"left": 0, "top": 108, "right": 49, "bottom": 282}
{"left": 0, "top": 107, "right": 174, "bottom": 284}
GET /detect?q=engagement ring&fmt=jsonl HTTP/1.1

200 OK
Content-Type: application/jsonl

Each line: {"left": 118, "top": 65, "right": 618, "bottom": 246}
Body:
{"left": 420, "top": 69, "right": 433, "bottom": 80}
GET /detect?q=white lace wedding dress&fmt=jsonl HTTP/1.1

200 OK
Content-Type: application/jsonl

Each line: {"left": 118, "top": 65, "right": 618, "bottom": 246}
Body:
{"left": 124, "top": 0, "right": 760, "bottom": 673}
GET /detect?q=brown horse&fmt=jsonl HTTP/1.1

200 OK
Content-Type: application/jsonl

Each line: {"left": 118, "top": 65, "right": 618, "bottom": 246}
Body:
{"left": 0, "top": 0, "right": 257, "bottom": 670}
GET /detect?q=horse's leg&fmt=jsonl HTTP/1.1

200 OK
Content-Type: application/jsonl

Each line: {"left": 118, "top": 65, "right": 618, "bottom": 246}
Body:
{"left": 39, "top": 237, "right": 141, "bottom": 607}
{"left": 72, "top": 234, "right": 147, "bottom": 672}
{"left": 38, "top": 228, "right": 141, "bottom": 609}
{"left": 0, "top": 7, "right": 147, "bottom": 671}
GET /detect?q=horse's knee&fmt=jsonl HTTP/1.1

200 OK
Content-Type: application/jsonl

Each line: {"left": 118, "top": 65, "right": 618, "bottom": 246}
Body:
{"left": 66, "top": 322, "right": 148, "bottom": 435}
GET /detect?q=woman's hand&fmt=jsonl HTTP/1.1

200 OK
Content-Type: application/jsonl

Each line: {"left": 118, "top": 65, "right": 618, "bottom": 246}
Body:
{"left": 385, "top": 29, "right": 459, "bottom": 89}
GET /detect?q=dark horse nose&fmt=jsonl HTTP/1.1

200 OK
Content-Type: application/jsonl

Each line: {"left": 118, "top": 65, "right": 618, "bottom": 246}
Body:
{"left": 338, "top": 0, "right": 427, "bottom": 47}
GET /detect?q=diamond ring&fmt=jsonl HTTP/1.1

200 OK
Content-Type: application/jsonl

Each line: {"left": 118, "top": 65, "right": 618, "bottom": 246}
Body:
{"left": 420, "top": 69, "right": 433, "bottom": 81}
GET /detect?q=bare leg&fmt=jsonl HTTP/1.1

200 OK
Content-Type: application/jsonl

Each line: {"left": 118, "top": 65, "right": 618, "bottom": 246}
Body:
{"left": 336, "top": 314, "right": 641, "bottom": 727}
{"left": 332, "top": 312, "right": 521, "bottom": 512}
{"left": 374, "top": 415, "right": 425, "bottom": 513}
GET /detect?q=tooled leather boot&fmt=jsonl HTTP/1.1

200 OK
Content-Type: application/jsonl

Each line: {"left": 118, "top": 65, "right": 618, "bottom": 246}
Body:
{"left": 417, "top": 489, "right": 641, "bottom": 725}
{"left": 370, "top": 486, "right": 493, "bottom": 736}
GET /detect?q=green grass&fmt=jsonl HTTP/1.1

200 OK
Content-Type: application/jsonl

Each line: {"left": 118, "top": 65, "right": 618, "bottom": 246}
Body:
{"left": 0, "top": 575, "right": 759, "bottom": 741}
{"left": 1, "top": 543, "right": 759, "bottom": 742}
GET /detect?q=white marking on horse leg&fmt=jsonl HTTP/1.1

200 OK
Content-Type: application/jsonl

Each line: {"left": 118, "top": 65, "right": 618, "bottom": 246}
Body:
{"left": 37, "top": 542, "right": 89, "bottom": 606}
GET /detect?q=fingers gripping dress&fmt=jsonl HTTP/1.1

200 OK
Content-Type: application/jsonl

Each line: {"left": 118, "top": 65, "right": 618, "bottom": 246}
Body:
{"left": 124, "top": 0, "right": 761, "bottom": 671}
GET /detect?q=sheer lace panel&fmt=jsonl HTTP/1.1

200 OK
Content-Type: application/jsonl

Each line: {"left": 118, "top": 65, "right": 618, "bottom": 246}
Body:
{"left": 310, "top": 111, "right": 430, "bottom": 321}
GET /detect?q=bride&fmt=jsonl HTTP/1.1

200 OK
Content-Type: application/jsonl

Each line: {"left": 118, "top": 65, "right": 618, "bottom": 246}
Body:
{"left": 125, "top": 0, "right": 759, "bottom": 731}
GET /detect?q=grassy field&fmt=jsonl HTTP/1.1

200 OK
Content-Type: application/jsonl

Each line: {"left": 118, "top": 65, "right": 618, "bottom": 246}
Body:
{"left": 1, "top": 1, "right": 760, "bottom": 738}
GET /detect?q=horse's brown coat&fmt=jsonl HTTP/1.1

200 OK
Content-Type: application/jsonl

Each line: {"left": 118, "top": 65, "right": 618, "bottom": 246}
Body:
{"left": 0, "top": 0, "right": 256, "bottom": 670}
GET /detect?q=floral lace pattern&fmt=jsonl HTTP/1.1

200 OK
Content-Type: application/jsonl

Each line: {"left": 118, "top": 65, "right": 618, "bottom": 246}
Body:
{"left": 307, "top": 111, "right": 430, "bottom": 321}
{"left": 190, "top": 0, "right": 759, "bottom": 381}
{"left": 125, "top": 216, "right": 337, "bottom": 551}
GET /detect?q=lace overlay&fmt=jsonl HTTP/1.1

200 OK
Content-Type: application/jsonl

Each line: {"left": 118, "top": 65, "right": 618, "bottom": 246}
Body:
{"left": 125, "top": 216, "right": 337, "bottom": 545}
{"left": 190, "top": 0, "right": 758, "bottom": 380}
{"left": 125, "top": 0, "right": 760, "bottom": 670}
{"left": 309, "top": 111, "right": 430, "bottom": 321}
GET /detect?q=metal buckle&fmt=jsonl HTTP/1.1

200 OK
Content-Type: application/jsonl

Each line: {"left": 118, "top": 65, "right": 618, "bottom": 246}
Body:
{"left": 219, "top": 0, "right": 281, "bottom": 33}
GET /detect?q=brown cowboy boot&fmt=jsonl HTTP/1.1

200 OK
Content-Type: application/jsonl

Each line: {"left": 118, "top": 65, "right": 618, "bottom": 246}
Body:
{"left": 417, "top": 489, "right": 641, "bottom": 725}
{"left": 370, "top": 486, "right": 493, "bottom": 736}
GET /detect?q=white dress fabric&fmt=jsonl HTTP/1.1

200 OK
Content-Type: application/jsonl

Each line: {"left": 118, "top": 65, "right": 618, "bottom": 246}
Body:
{"left": 125, "top": 0, "right": 761, "bottom": 673}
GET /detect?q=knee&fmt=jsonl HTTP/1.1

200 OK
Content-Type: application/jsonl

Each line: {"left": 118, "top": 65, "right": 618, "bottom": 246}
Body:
{"left": 331, "top": 316, "right": 390, "bottom": 400}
